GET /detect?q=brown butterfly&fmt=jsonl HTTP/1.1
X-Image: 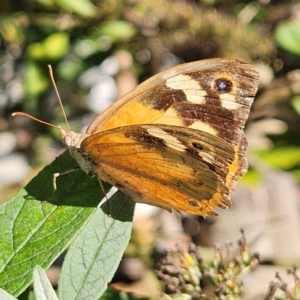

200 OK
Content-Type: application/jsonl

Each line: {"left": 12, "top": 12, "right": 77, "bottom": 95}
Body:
{"left": 15, "top": 58, "right": 259, "bottom": 216}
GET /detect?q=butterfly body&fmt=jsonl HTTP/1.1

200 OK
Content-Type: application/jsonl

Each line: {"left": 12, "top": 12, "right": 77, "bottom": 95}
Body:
{"left": 61, "top": 58, "right": 259, "bottom": 216}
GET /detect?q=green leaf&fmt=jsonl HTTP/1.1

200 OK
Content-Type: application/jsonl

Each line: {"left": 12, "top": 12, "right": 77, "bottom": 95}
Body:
{"left": 43, "top": 32, "right": 69, "bottom": 60}
{"left": 33, "top": 266, "right": 58, "bottom": 300}
{"left": 54, "top": 0, "right": 97, "bottom": 18}
{"left": 58, "top": 192, "right": 134, "bottom": 300}
{"left": 0, "top": 288, "right": 17, "bottom": 300}
{"left": 27, "top": 32, "right": 69, "bottom": 60}
{"left": 57, "top": 59, "right": 85, "bottom": 81}
{"left": 0, "top": 151, "right": 134, "bottom": 297}
{"left": 0, "top": 15, "right": 24, "bottom": 45}
{"left": 97, "top": 21, "right": 136, "bottom": 42}
{"left": 24, "top": 62, "right": 49, "bottom": 99}
{"left": 275, "top": 21, "right": 300, "bottom": 56}
{"left": 101, "top": 288, "right": 150, "bottom": 299}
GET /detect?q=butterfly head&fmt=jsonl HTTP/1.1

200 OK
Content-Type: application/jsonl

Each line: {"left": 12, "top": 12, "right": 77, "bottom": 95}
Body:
{"left": 57, "top": 126, "right": 94, "bottom": 175}
{"left": 59, "top": 126, "right": 88, "bottom": 149}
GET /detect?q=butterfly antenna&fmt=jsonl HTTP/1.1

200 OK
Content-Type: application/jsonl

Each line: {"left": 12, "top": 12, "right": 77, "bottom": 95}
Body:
{"left": 48, "top": 65, "right": 70, "bottom": 131}
{"left": 11, "top": 112, "right": 59, "bottom": 129}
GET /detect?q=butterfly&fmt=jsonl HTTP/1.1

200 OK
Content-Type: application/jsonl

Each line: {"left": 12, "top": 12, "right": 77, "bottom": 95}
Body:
{"left": 16, "top": 58, "right": 260, "bottom": 216}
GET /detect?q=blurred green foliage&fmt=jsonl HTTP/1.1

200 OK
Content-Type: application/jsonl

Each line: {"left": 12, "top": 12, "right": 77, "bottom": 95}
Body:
{"left": 275, "top": 20, "right": 300, "bottom": 56}
{"left": 0, "top": 0, "right": 276, "bottom": 121}
{"left": 1, "top": 0, "right": 300, "bottom": 299}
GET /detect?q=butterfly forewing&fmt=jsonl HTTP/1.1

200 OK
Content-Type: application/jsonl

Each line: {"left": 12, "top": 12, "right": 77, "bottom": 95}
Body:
{"left": 87, "top": 58, "right": 259, "bottom": 146}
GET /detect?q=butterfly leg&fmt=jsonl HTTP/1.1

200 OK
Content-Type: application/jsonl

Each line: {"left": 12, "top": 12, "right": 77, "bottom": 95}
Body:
{"left": 97, "top": 178, "right": 112, "bottom": 217}
{"left": 53, "top": 167, "right": 80, "bottom": 190}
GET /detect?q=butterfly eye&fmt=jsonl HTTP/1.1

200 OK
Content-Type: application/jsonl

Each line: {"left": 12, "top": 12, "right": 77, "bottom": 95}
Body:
{"left": 214, "top": 78, "right": 233, "bottom": 93}
{"left": 64, "top": 136, "right": 72, "bottom": 146}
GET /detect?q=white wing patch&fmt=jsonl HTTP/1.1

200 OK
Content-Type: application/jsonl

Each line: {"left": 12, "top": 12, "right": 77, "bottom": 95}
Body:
{"left": 144, "top": 126, "right": 187, "bottom": 152}
{"left": 166, "top": 74, "right": 207, "bottom": 104}
{"left": 219, "top": 93, "right": 241, "bottom": 110}
{"left": 198, "top": 152, "right": 215, "bottom": 164}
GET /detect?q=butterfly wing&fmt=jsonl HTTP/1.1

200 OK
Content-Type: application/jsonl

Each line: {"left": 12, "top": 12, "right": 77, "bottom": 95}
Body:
{"left": 86, "top": 58, "right": 259, "bottom": 191}
{"left": 81, "top": 124, "right": 236, "bottom": 216}
{"left": 87, "top": 58, "right": 258, "bottom": 142}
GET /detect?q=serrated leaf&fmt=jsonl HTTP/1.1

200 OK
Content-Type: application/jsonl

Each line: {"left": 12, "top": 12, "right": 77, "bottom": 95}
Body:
{"left": 0, "top": 288, "right": 18, "bottom": 300}
{"left": 33, "top": 266, "right": 58, "bottom": 300}
{"left": 0, "top": 151, "right": 134, "bottom": 297}
{"left": 0, "top": 152, "right": 98, "bottom": 296}
{"left": 58, "top": 192, "right": 134, "bottom": 300}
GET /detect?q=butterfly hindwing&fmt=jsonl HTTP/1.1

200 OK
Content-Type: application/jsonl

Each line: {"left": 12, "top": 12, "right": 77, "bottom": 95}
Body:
{"left": 81, "top": 124, "right": 235, "bottom": 215}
